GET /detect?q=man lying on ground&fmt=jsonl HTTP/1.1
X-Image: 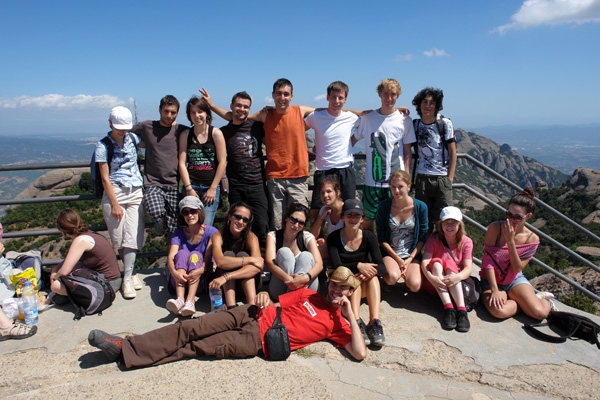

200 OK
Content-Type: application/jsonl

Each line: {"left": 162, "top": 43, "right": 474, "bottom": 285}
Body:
{"left": 88, "top": 266, "right": 367, "bottom": 368}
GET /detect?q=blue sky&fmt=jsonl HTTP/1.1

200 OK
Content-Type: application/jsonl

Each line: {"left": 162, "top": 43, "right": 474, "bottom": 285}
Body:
{"left": 1, "top": 0, "right": 599, "bottom": 136}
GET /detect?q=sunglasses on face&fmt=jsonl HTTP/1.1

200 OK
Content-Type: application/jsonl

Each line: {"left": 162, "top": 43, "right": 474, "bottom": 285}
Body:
{"left": 181, "top": 209, "right": 199, "bottom": 217}
{"left": 288, "top": 215, "right": 306, "bottom": 227}
{"left": 505, "top": 210, "right": 527, "bottom": 221}
{"left": 232, "top": 214, "right": 251, "bottom": 224}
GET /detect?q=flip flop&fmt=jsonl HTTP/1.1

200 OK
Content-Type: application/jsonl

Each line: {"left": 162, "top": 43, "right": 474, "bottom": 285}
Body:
{"left": 0, "top": 322, "right": 38, "bottom": 341}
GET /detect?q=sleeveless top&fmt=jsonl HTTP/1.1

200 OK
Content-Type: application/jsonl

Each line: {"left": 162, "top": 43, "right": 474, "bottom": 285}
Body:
{"left": 187, "top": 126, "right": 217, "bottom": 185}
{"left": 78, "top": 231, "right": 121, "bottom": 281}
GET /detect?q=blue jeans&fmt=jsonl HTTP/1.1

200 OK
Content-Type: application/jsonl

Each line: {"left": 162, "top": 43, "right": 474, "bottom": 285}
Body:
{"left": 190, "top": 182, "right": 220, "bottom": 226}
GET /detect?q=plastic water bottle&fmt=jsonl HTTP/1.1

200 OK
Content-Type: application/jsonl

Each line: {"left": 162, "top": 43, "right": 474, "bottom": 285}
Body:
{"left": 22, "top": 281, "right": 39, "bottom": 325}
{"left": 210, "top": 288, "right": 223, "bottom": 312}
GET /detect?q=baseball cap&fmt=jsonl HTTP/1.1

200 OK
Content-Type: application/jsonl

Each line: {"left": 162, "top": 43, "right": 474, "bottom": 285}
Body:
{"left": 327, "top": 266, "right": 360, "bottom": 289}
{"left": 342, "top": 199, "right": 364, "bottom": 216}
{"left": 179, "top": 196, "right": 204, "bottom": 212}
{"left": 439, "top": 206, "right": 463, "bottom": 222}
{"left": 109, "top": 106, "right": 133, "bottom": 130}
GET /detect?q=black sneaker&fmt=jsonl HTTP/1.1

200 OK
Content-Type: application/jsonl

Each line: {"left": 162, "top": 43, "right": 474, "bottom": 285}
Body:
{"left": 442, "top": 309, "right": 457, "bottom": 330}
{"left": 456, "top": 310, "right": 470, "bottom": 332}
{"left": 154, "top": 217, "right": 166, "bottom": 236}
{"left": 88, "top": 329, "right": 123, "bottom": 362}
{"left": 366, "top": 318, "right": 386, "bottom": 346}
{"left": 357, "top": 318, "right": 371, "bottom": 346}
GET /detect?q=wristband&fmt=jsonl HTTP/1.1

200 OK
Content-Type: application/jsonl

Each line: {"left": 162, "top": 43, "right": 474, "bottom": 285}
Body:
{"left": 306, "top": 272, "right": 312, "bottom": 281}
{"left": 241, "top": 256, "right": 245, "bottom": 267}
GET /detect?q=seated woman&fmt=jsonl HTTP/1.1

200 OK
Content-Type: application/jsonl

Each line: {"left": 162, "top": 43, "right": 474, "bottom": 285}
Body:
{"left": 309, "top": 177, "right": 345, "bottom": 266}
{"left": 376, "top": 170, "right": 428, "bottom": 292}
{"left": 166, "top": 196, "right": 217, "bottom": 316}
{"left": 421, "top": 207, "right": 473, "bottom": 332}
{"left": 208, "top": 202, "right": 264, "bottom": 308}
{"left": 480, "top": 188, "right": 554, "bottom": 320}
{"left": 266, "top": 203, "right": 322, "bottom": 302}
{"left": 50, "top": 209, "right": 122, "bottom": 295}
{"left": 327, "top": 199, "right": 386, "bottom": 347}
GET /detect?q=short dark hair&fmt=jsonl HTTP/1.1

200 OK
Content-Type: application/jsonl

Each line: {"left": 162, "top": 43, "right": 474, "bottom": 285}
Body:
{"left": 412, "top": 87, "right": 444, "bottom": 117}
{"left": 283, "top": 202, "right": 309, "bottom": 230}
{"left": 273, "top": 78, "right": 293, "bottom": 94}
{"left": 160, "top": 95, "right": 180, "bottom": 111}
{"left": 231, "top": 91, "right": 252, "bottom": 106}
{"left": 177, "top": 207, "right": 206, "bottom": 227}
{"left": 186, "top": 96, "right": 213, "bottom": 125}
{"left": 327, "top": 81, "right": 349, "bottom": 98}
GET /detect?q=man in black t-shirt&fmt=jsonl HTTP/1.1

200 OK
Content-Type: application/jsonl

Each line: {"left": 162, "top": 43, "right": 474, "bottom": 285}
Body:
{"left": 217, "top": 91, "right": 269, "bottom": 245}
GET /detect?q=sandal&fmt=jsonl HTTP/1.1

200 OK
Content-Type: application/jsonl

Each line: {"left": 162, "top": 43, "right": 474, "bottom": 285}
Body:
{"left": 0, "top": 322, "right": 38, "bottom": 341}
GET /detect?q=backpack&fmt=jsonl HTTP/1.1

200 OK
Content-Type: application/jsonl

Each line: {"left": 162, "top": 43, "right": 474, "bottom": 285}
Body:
{"left": 5, "top": 249, "right": 43, "bottom": 288}
{"left": 90, "top": 136, "right": 114, "bottom": 198}
{"left": 59, "top": 269, "right": 116, "bottom": 320}
{"left": 411, "top": 115, "right": 450, "bottom": 185}
{"left": 523, "top": 311, "right": 600, "bottom": 349}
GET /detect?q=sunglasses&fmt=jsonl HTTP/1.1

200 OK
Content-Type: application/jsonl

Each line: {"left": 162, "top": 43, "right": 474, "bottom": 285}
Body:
{"left": 232, "top": 214, "right": 251, "bottom": 224}
{"left": 288, "top": 215, "right": 306, "bottom": 227}
{"left": 181, "top": 209, "right": 199, "bottom": 216}
{"left": 505, "top": 210, "right": 527, "bottom": 221}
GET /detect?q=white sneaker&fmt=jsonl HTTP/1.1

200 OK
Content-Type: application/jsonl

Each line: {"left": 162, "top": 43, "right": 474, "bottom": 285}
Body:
{"left": 166, "top": 298, "right": 185, "bottom": 315}
{"left": 131, "top": 274, "right": 143, "bottom": 290}
{"left": 121, "top": 281, "right": 136, "bottom": 299}
{"left": 536, "top": 291, "right": 555, "bottom": 300}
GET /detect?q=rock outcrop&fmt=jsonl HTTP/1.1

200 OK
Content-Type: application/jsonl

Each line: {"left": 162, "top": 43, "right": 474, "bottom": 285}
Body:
{"left": 15, "top": 168, "right": 86, "bottom": 199}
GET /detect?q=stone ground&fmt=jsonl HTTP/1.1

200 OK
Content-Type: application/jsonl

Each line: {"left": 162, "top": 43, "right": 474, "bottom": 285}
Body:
{"left": 2, "top": 269, "right": 600, "bottom": 400}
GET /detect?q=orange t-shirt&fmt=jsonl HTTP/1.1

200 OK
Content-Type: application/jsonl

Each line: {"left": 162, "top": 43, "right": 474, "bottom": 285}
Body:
{"left": 263, "top": 105, "right": 309, "bottom": 179}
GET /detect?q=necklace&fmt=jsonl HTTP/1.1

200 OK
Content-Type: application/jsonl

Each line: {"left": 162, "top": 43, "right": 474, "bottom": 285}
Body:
{"left": 342, "top": 229, "right": 361, "bottom": 250}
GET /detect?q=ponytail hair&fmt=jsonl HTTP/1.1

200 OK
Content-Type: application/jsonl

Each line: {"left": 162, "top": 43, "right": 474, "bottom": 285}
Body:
{"left": 509, "top": 187, "right": 536, "bottom": 215}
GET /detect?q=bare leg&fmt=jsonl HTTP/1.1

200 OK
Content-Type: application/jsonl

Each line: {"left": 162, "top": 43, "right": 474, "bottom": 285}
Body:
{"left": 364, "top": 276, "right": 381, "bottom": 323}
{"left": 403, "top": 261, "right": 422, "bottom": 293}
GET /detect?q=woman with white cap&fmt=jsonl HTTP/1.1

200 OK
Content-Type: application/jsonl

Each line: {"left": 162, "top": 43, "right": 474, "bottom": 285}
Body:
{"left": 421, "top": 206, "right": 473, "bottom": 332}
{"left": 165, "top": 196, "right": 217, "bottom": 316}
{"left": 96, "top": 106, "right": 145, "bottom": 299}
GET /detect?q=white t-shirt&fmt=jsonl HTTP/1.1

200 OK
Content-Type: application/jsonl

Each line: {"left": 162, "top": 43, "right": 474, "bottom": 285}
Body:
{"left": 415, "top": 117, "right": 455, "bottom": 176}
{"left": 305, "top": 110, "right": 358, "bottom": 170}
{"left": 352, "top": 110, "right": 415, "bottom": 187}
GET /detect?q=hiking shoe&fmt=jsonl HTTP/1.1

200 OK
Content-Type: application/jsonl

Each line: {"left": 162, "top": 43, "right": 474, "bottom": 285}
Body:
{"left": 536, "top": 291, "right": 555, "bottom": 300}
{"left": 180, "top": 301, "right": 196, "bottom": 317}
{"left": 366, "top": 319, "right": 386, "bottom": 346}
{"left": 88, "top": 329, "right": 123, "bottom": 362}
{"left": 121, "top": 280, "right": 136, "bottom": 299}
{"left": 166, "top": 298, "right": 185, "bottom": 315}
{"left": 456, "top": 310, "right": 470, "bottom": 333}
{"left": 357, "top": 318, "right": 371, "bottom": 346}
{"left": 154, "top": 217, "right": 166, "bottom": 236}
{"left": 131, "top": 274, "right": 143, "bottom": 290}
{"left": 443, "top": 308, "right": 457, "bottom": 330}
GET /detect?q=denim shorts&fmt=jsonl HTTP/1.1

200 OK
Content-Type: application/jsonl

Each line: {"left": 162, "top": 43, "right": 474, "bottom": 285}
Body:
{"left": 480, "top": 272, "right": 532, "bottom": 293}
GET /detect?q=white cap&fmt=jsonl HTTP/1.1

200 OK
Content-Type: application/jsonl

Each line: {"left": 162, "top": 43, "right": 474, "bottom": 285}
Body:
{"left": 439, "top": 206, "right": 463, "bottom": 222}
{"left": 109, "top": 106, "right": 133, "bottom": 130}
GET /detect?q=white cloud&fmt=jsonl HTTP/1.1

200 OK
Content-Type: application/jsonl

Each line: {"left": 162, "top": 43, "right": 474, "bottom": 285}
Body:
{"left": 494, "top": 0, "right": 600, "bottom": 34}
{"left": 394, "top": 54, "right": 413, "bottom": 62}
{"left": 0, "top": 94, "right": 130, "bottom": 109}
{"left": 313, "top": 94, "right": 327, "bottom": 102}
{"left": 263, "top": 96, "right": 273, "bottom": 105}
{"left": 423, "top": 48, "right": 450, "bottom": 57}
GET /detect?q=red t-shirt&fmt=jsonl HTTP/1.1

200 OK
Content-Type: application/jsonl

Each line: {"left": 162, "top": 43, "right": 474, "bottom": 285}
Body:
{"left": 258, "top": 288, "right": 352, "bottom": 357}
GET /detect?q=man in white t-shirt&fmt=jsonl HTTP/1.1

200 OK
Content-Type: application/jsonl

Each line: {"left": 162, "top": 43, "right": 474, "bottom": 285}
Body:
{"left": 304, "top": 81, "right": 359, "bottom": 225}
{"left": 351, "top": 78, "right": 416, "bottom": 231}
{"left": 411, "top": 87, "right": 456, "bottom": 230}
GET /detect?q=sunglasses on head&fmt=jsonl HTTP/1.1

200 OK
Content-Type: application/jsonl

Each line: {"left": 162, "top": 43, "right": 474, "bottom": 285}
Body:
{"left": 288, "top": 215, "right": 306, "bottom": 227}
{"left": 505, "top": 210, "right": 527, "bottom": 221}
{"left": 232, "top": 214, "right": 251, "bottom": 224}
{"left": 181, "top": 209, "right": 199, "bottom": 216}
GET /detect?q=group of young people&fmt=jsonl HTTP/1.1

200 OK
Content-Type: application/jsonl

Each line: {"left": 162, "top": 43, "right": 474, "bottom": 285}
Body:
{"left": 39, "top": 77, "right": 554, "bottom": 366}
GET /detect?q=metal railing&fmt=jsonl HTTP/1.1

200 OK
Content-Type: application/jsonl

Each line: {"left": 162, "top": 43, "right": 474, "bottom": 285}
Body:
{"left": 1, "top": 153, "right": 599, "bottom": 301}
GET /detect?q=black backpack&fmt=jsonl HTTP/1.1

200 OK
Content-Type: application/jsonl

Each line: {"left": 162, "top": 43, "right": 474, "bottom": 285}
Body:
{"left": 524, "top": 311, "right": 600, "bottom": 349}
{"left": 90, "top": 136, "right": 114, "bottom": 198}
{"left": 59, "top": 269, "right": 116, "bottom": 320}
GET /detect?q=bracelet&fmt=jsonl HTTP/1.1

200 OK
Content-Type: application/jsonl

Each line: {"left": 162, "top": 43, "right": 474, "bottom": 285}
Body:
{"left": 306, "top": 272, "right": 313, "bottom": 281}
{"left": 185, "top": 184, "right": 192, "bottom": 189}
{"left": 223, "top": 273, "right": 229, "bottom": 282}
{"left": 241, "top": 256, "right": 245, "bottom": 267}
